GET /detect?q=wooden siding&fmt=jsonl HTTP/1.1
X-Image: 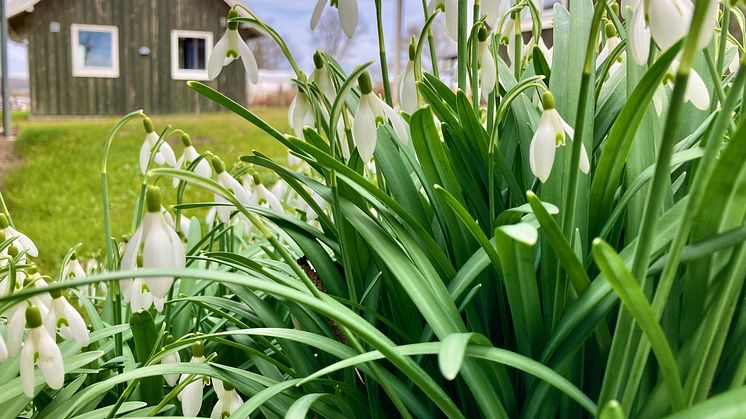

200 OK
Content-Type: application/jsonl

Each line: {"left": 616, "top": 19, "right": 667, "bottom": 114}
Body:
{"left": 26, "top": 0, "right": 245, "bottom": 115}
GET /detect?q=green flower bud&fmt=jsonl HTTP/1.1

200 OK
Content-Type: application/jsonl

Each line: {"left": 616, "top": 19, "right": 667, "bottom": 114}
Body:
{"left": 165, "top": 334, "right": 175, "bottom": 345}
{"left": 228, "top": 9, "right": 240, "bottom": 31}
{"left": 26, "top": 265, "right": 38, "bottom": 275}
{"left": 0, "top": 214, "right": 9, "bottom": 229}
{"left": 137, "top": 254, "right": 143, "bottom": 268}
{"left": 146, "top": 185, "right": 162, "bottom": 213}
{"left": 0, "top": 231, "right": 5, "bottom": 242}
{"left": 611, "top": 2, "right": 619, "bottom": 15}
{"left": 358, "top": 72, "right": 373, "bottom": 95}
{"left": 49, "top": 285, "right": 63, "bottom": 299}
{"left": 192, "top": 341, "right": 205, "bottom": 358}
{"left": 8, "top": 245, "right": 18, "bottom": 257}
{"left": 252, "top": 172, "right": 262, "bottom": 185}
{"left": 541, "top": 91, "right": 555, "bottom": 110}
{"left": 313, "top": 51, "right": 324, "bottom": 69}
{"left": 181, "top": 133, "right": 192, "bottom": 147}
{"left": 143, "top": 117, "right": 154, "bottom": 134}
{"left": 212, "top": 156, "right": 226, "bottom": 174}
{"left": 477, "top": 25, "right": 488, "bottom": 43}
{"left": 408, "top": 40, "right": 416, "bottom": 61}
{"left": 223, "top": 382, "right": 235, "bottom": 391}
{"left": 70, "top": 252, "right": 77, "bottom": 261}
{"left": 605, "top": 22, "right": 617, "bottom": 38}
{"left": 26, "top": 305, "right": 43, "bottom": 328}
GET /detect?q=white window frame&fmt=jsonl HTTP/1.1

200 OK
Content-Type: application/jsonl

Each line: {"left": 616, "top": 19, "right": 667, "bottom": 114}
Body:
{"left": 521, "top": 0, "right": 568, "bottom": 31}
{"left": 171, "top": 30, "right": 213, "bottom": 81}
{"left": 71, "top": 24, "right": 119, "bottom": 78}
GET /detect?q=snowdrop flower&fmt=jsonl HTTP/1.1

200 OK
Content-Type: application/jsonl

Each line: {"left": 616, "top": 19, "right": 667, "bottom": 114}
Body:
{"left": 212, "top": 157, "right": 252, "bottom": 224}
{"left": 208, "top": 9, "right": 259, "bottom": 82}
{"left": 428, "top": 0, "right": 459, "bottom": 40}
{"left": 311, "top": 51, "right": 337, "bottom": 104}
{"left": 248, "top": 173, "right": 284, "bottom": 213}
{"left": 20, "top": 305, "right": 64, "bottom": 398}
{"left": 311, "top": 0, "right": 359, "bottom": 39}
{"left": 5, "top": 278, "right": 51, "bottom": 358}
{"left": 499, "top": 12, "right": 522, "bottom": 68}
{"left": 173, "top": 134, "right": 212, "bottom": 187}
{"left": 139, "top": 117, "right": 176, "bottom": 175}
{"left": 61, "top": 254, "right": 86, "bottom": 282}
{"left": 211, "top": 379, "right": 243, "bottom": 419}
{"left": 477, "top": 26, "right": 497, "bottom": 97}
{"left": 178, "top": 342, "right": 208, "bottom": 417}
{"left": 658, "top": 60, "right": 710, "bottom": 111}
{"left": 597, "top": 23, "right": 624, "bottom": 74}
{"left": 45, "top": 288, "right": 89, "bottom": 347}
{"left": 648, "top": 0, "right": 718, "bottom": 54}
{"left": 529, "top": 91, "right": 590, "bottom": 183}
{"left": 121, "top": 186, "right": 185, "bottom": 300}
{"left": 287, "top": 150, "right": 304, "bottom": 171}
{"left": 120, "top": 266, "right": 163, "bottom": 313}
{"left": 161, "top": 335, "right": 181, "bottom": 387}
{"left": 398, "top": 42, "right": 418, "bottom": 114}
{"left": 624, "top": 0, "right": 651, "bottom": 65}
{"left": 288, "top": 88, "right": 315, "bottom": 138}
{"left": 0, "top": 214, "right": 37, "bottom": 257}
{"left": 352, "top": 72, "right": 409, "bottom": 162}
{"left": 538, "top": 37, "right": 553, "bottom": 68}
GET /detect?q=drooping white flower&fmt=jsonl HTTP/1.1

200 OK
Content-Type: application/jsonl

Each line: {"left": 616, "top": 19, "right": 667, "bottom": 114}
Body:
{"left": 0, "top": 214, "right": 37, "bottom": 257}
{"left": 529, "top": 92, "right": 590, "bottom": 183}
{"left": 0, "top": 332, "right": 7, "bottom": 362}
{"left": 398, "top": 43, "right": 418, "bottom": 114}
{"left": 173, "top": 134, "right": 212, "bottom": 187}
{"left": 178, "top": 342, "right": 208, "bottom": 417}
{"left": 211, "top": 157, "right": 252, "bottom": 224}
{"left": 211, "top": 379, "right": 243, "bottom": 419}
{"left": 161, "top": 336, "right": 181, "bottom": 387}
{"left": 647, "top": 0, "right": 718, "bottom": 54}
{"left": 44, "top": 290, "right": 89, "bottom": 347}
{"left": 121, "top": 186, "right": 185, "bottom": 300}
{"left": 625, "top": 0, "right": 651, "bottom": 65}
{"left": 20, "top": 305, "right": 64, "bottom": 398}
{"left": 477, "top": 27, "right": 497, "bottom": 97}
{"left": 208, "top": 9, "right": 259, "bottom": 82}
{"left": 539, "top": 37, "right": 553, "bottom": 68}
{"left": 311, "top": 0, "right": 359, "bottom": 39}
{"left": 663, "top": 59, "right": 710, "bottom": 111}
{"left": 597, "top": 23, "right": 624, "bottom": 74}
{"left": 247, "top": 174, "right": 284, "bottom": 213}
{"left": 139, "top": 117, "right": 177, "bottom": 175}
{"left": 352, "top": 72, "right": 409, "bottom": 162}
{"left": 288, "top": 89, "right": 315, "bottom": 138}
{"left": 428, "top": 0, "right": 460, "bottom": 40}
{"left": 311, "top": 51, "right": 337, "bottom": 104}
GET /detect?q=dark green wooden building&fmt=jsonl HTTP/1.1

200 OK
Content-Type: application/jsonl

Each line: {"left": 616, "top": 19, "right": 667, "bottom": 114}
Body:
{"left": 8, "top": 0, "right": 257, "bottom": 116}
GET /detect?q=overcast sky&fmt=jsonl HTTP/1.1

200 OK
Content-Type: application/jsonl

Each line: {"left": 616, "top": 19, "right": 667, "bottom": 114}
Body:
{"left": 6, "top": 0, "right": 430, "bottom": 77}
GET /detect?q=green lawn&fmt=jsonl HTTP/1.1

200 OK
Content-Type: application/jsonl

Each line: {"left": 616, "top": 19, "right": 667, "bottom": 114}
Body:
{"left": 2, "top": 109, "right": 290, "bottom": 271}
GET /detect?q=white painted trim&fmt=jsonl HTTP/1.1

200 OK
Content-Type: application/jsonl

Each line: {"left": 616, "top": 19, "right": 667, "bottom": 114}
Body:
{"left": 521, "top": 0, "right": 567, "bottom": 31}
{"left": 71, "top": 24, "right": 119, "bottom": 78}
{"left": 171, "top": 30, "right": 213, "bottom": 81}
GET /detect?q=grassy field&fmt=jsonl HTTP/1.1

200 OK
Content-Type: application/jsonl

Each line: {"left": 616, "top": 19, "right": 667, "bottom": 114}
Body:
{"left": 2, "top": 109, "right": 290, "bottom": 271}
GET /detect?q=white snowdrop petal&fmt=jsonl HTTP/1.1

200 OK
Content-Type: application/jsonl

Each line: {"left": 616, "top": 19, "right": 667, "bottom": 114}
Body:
{"left": 580, "top": 142, "right": 591, "bottom": 174}
{"left": 379, "top": 99, "right": 410, "bottom": 145}
{"left": 37, "top": 328, "right": 64, "bottom": 390}
{"left": 208, "top": 31, "right": 230, "bottom": 80}
{"left": 648, "top": 0, "right": 690, "bottom": 51}
{"left": 0, "top": 333, "right": 7, "bottom": 362}
{"left": 338, "top": 0, "right": 359, "bottom": 38}
{"left": 353, "top": 95, "right": 378, "bottom": 161}
{"left": 480, "top": 45, "right": 497, "bottom": 97}
{"left": 529, "top": 113, "right": 558, "bottom": 183}
{"left": 141, "top": 215, "right": 175, "bottom": 298}
{"left": 685, "top": 68, "right": 710, "bottom": 110}
{"left": 7, "top": 306, "right": 26, "bottom": 357}
{"left": 63, "top": 299, "right": 89, "bottom": 347}
{"left": 121, "top": 224, "right": 144, "bottom": 271}
{"left": 236, "top": 32, "right": 259, "bottom": 84}
{"left": 311, "top": 0, "right": 327, "bottom": 30}
{"left": 159, "top": 141, "right": 177, "bottom": 167}
{"left": 14, "top": 230, "right": 38, "bottom": 257}
{"left": 181, "top": 380, "right": 204, "bottom": 417}
{"left": 20, "top": 341, "right": 35, "bottom": 398}
{"left": 629, "top": 3, "right": 651, "bottom": 66}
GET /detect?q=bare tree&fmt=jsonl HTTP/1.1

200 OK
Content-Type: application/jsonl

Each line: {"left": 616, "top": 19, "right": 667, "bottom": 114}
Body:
{"left": 311, "top": 11, "right": 366, "bottom": 60}
{"left": 248, "top": 35, "right": 286, "bottom": 70}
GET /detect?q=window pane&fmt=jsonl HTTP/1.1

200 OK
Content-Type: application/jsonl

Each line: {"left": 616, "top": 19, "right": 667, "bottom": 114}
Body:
{"left": 178, "top": 37, "right": 206, "bottom": 70}
{"left": 77, "top": 31, "right": 113, "bottom": 67}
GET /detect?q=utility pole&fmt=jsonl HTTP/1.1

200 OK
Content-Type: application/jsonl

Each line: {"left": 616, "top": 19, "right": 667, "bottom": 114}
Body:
{"left": 0, "top": 0, "right": 10, "bottom": 138}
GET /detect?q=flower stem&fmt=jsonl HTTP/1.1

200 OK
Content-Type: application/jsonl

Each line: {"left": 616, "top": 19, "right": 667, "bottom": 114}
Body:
{"left": 458, "top": 0, "right": 468, "bottom": 91}
{"left": 421, "top": 0, "right": 440, "bottom": 77}
{"left": 374, "top": 0, "right": 393, "bottom": 106}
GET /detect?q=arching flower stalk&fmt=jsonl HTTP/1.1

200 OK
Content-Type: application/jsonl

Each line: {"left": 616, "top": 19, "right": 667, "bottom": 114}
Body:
{"left": 311, "top": 0, "right": 359, "bottom": 39}
{"left": 208, "top": 9, "right": 259, "bottom": 83}
{"left": 529, "top": 91, "right": 590, "bottom": 183}
{"left": 121, "top": 186, "right": 185, "bottom": 302}
{"left": 20, "top": 305, "right": 64, "bottom": 398}
{"left": 139, "top": 117, "right": 176, "bottom": 175}
{"left": 174, "top": 133, "right": 212, "bottom": 187}
{"left": 352, "top": 72, "right": 409, "bottom": 162}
